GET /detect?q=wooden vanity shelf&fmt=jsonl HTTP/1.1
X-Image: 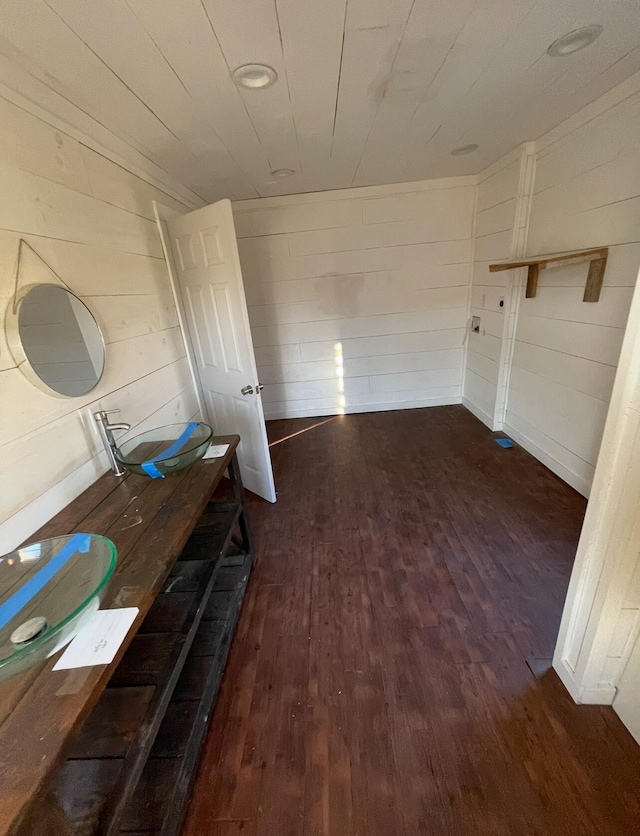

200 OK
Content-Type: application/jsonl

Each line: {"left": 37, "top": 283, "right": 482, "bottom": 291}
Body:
{"left": 55, "top": 547, "right": 251, "bottom": 834}
{"left": 489, "top": 247, "right": 608, "bottom": 301}
{"left": 0, "top": 436, "right": 255, "bottom": 836}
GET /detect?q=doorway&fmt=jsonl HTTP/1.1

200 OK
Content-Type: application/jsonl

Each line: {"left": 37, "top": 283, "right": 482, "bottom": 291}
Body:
{"left": 154, "top": 199, "right": 276, "bottom": 503}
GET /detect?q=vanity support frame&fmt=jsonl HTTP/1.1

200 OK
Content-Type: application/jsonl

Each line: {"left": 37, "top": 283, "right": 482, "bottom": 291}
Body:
{"left": 0, "top": 436, "right": 255, "bottom": 836}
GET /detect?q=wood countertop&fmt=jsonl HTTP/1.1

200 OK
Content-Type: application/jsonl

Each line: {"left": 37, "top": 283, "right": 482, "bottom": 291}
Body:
{"left": 0, "top": 436, "right": 239, "bottom": 835}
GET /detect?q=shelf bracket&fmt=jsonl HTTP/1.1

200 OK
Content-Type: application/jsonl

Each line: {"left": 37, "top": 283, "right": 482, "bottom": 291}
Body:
{"left": 526, "top": 263, "right": 539, "bottom": 299}
{"left": 489, "top": 247, "right": 608, "bottom": 302}
{"left": 584, "top": 256, "right": 608, "bottom": 303}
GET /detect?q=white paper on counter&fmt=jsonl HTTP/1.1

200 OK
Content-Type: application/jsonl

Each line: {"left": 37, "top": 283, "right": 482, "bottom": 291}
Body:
{"left": 52, "top": 607, "right": 139, "bottom": 670}
{"left": 202, "top": 443, "right": 230, "bottom": 459}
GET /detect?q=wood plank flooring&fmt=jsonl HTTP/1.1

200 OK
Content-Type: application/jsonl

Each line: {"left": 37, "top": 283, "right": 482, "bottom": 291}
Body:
{"left": 183, "top": 406, "right": 640, "bottom": 836}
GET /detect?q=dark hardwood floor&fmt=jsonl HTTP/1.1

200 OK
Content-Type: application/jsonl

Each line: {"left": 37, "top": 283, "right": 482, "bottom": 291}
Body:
{"left": 183, "top": 406, "right": 640, "bottom": 836}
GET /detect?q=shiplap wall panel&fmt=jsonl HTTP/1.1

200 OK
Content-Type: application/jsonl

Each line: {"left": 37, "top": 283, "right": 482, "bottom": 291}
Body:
{"left": 257, "top": 386, "right": 462, "bottom": 420}
{"left": 249, "top": 286, "right": 470, "bottom": 327}
{"left": 0, "top": 97, "right": 188, "bottom": 222}
{"left": 512, "top": 342, "right": 616, "bottom": 402}
{"left": 513, "top": 286, "right": 635, "bottom": 328}
{"left": 288, "top": 216, "right": 472, "bottom": 256}
{"left": 475, "top": 198, "right": 517, "bottom": 239}
{"left": 2, "top": 357, "right": 193, "bottom": 522}
{"left": 251, "top": 309, "right": 468, "bottom": 351}
{"left": 0, "top": 0, "right": 216, "bottom": 198}
{"left": 1, "top": 329, "right": 185, "bottom": 443}
{"left": 234, "top": 180, "right": 475, "bottom": 419}
{"left": 464, "top": 372, "right": 496, "bottom": 425}
{"left": 509, "top": 366, "right": 611, "bottom": 459}
{"left": 299, "top": 328, "right": 464, "bottom": 363}
{"left": 0, "top": 233, "right": 173, "bottom": 298}
{"left": 0, "top": 58, "right": 203, "bottom": 210}
{"left": 3, "top": 385, "right": 200, "bottom": 557}
{"left": 505, "top": 77, "right": 640, "bottom": 497}
{"left": 516, "top": 315, "right": 627, "bottom": 368}
{"left": 234, "top": 200, "right": 362, "bottom": 237}
{"left": 0, "top": 97, "right": 195, "bottom": 551}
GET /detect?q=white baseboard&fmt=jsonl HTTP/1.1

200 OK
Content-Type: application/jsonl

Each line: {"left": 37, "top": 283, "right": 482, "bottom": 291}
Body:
{"left": 503, "top": 422, "right": 591, "bottom": 498}
{"left": 579, "top": 685, "right": 617, "bottom": 704}
{"left": 263, "top": 395, "right": 462, "bottom": 421}
{"left": 461, "top": 397, "right": 493, "bottom": 430}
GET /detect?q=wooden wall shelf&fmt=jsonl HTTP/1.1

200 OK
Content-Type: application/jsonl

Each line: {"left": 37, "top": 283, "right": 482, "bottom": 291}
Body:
{"left": 489, "top": 247, "right": 608, "bottom": 302}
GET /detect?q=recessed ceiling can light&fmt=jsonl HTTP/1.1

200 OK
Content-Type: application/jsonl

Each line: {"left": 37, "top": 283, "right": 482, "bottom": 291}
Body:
{"left": 451, "top": 144, "right": 478, "bottom": 156}
{"left": 270, "top": 168, "right": 295, "bottom": 178}
{"left": 547, "top": 25, "right": 603, "bottom": 57}
{"left": 232, "top": 63, "right": 277, "bottom": 89}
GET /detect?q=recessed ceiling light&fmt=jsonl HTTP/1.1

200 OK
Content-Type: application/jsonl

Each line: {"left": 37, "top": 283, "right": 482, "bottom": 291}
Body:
{"left": 547, "top": 25, "right": 603, "bottom": 57}
{"left": 270, "top": 168, "right": 296, "bottom": 179}
{"left": 451, "top": 144, "right": 478, "bottom": 156}
{"left": 232, "top": 63, "right": 277, "bottom": 89}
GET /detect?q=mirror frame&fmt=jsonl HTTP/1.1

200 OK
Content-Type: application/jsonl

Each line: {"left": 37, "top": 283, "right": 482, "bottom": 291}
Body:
{"left": 5, "top": 282, "right": 106, "bottom": 399}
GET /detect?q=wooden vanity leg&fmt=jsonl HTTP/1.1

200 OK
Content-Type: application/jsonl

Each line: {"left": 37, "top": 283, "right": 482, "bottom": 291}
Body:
{"left": 228, "top": 453, "right": 255, "bottom": 557}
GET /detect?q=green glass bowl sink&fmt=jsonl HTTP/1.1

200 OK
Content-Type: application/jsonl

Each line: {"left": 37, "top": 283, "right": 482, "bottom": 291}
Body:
{"left": 115, "top": 422, "right": 213, "bottom": 478}
{"left": 0, "top": 533, "right": 117, "bottom": 681}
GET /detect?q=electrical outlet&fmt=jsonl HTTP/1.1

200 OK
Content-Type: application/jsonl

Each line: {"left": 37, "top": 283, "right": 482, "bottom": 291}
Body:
{"left": 472, "top": 315, "right": 481, "bottom": 333}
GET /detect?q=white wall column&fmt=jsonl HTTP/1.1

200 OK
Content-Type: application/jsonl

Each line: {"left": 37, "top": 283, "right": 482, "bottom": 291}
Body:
{"left": 492, "top": 142, "right": 536, "bottom": 430}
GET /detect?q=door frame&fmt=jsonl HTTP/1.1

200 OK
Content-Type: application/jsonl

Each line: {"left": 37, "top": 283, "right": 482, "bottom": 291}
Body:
{"left": 553, "top": 261, "right": 640, "bottom": 705}
{"left": 152, "top": 200, "right": 206, "bottom": 420}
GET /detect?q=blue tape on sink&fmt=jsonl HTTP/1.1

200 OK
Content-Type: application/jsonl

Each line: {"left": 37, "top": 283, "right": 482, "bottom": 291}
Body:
{"left": 140, "top": 422, "right": 199, "bottom": 479}
{"left": 0, "top": 533, "right": 92, "bottom": 631}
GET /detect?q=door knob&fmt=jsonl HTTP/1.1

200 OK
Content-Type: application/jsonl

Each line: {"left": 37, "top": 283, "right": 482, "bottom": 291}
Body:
{"left": 257, "top": 384, "right": 264, "bottom": 392}
{"left": 241, "top": 385, "right": 254, "bottom": 395}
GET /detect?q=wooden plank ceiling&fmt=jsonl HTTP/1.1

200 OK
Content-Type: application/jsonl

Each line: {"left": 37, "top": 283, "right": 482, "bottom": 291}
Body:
{"left": 1, "top": 0, "right": 640, "bottom": 202}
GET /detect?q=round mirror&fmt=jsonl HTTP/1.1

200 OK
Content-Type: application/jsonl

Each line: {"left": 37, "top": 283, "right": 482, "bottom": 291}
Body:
{"left": 11, "top": 285, "right": 105, "bottom": 397}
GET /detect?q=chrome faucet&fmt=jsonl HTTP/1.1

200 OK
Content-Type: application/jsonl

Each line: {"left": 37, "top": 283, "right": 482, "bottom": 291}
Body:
{"left": 93, "top": 409, "right": 131, "bottom": 476}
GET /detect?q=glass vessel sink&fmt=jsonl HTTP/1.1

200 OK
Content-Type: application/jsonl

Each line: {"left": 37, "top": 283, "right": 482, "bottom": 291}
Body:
{"left": 114, "top": 422, "right": 213, "bottom": 478}
{"left": 0, "top": 533, "right": 117, "bottom": 681}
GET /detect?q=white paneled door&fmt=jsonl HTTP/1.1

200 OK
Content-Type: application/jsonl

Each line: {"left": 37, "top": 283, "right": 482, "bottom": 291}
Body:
{"left": 163, "top": 199, "right": 276, "bottom": 502}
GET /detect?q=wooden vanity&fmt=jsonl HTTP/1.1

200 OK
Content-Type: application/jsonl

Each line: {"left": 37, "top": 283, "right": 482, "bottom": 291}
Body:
{"left": 0, "top": 436, "right": 254, "bottom": 835}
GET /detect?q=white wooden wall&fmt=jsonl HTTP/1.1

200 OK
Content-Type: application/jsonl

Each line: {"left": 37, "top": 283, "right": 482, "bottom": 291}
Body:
{"left": 233, "top": 179, "right": 476, "bottom": 419}
{"left": 505, "top": 73, "right": 640, "bottom": 497}
{"left": 464, "top": 70, "right": 640, "bottom": 498}
{"left": 0, "top": 95, "right": 198, "bottom": 552}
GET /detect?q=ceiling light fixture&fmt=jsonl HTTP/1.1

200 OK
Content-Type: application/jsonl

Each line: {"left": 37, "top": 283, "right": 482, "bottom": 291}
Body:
{"left": 270, "top": 168, "right": 296, "bottom": 178}
{"left": 547, "top": 25, "right": 603, "bottom": 57}
{"left": 232, "top": 63, "right": 277, "bottom": 89}
{"left": 450, "top": 144, "right": 478, "bottom": 156}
